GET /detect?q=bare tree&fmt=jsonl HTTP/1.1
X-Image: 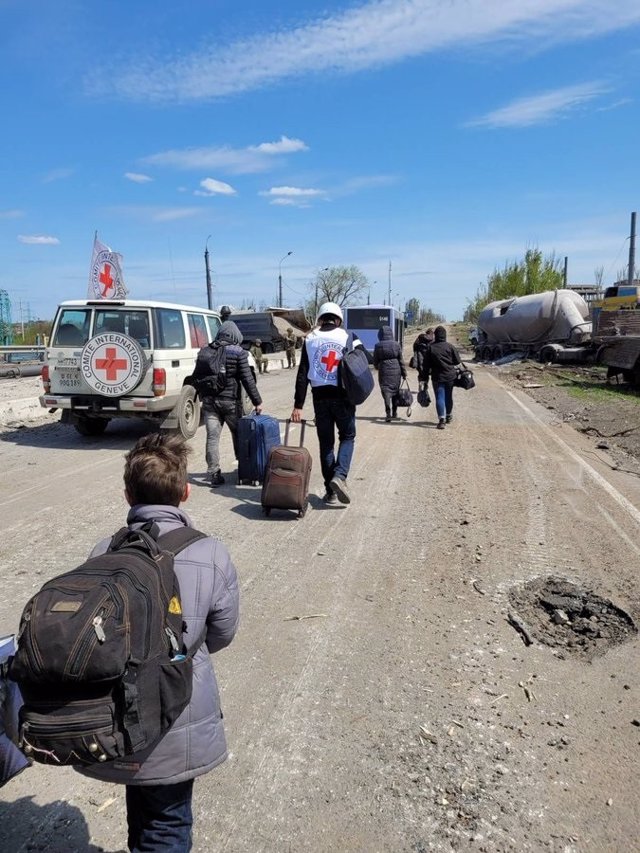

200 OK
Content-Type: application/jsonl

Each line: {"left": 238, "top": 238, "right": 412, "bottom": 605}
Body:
{"left": 307, "top": 266, "right": 369, "bottom": 319}
{"left": 594, "top": 266, "right": 605, "bottom": 288}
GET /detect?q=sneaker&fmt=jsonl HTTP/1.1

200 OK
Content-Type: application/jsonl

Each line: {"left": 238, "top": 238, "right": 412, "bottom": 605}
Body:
{"left": 323, "top": 491, "right": 338, "bottom": 505}
{"left": 385, "top": 415, "right": 391, "bottom": 423}
{"left": 211, "top": 470, "right": 225, "bottom": 487}
{"left": 437, "top": 419, "right": 445, "bottom": 430}
{"left": 445, "top": 414, "right": 453, "bottom": 423}
{"left": 329, "top": 476, "right": 351, "bottom": 504}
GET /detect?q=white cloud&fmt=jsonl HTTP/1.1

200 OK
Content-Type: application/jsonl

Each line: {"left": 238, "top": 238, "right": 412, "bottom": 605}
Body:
{"left": 18, "top": 234, "right": 60, "bottom": 245}
{"left": 42, "top": 168, "right": 73, "bottom": 183}
{"left": 86, "top": 0, "right": 640, "bottom": 102}
{"left": 125, "top": 172, "right": 153, "bottom": 183}
{"left": 253, "top": 137, "right": 308, "bottom": 155}
{"left": 270, "top": 198, "right": 305, "bottom": 207}
{"left": 195, "top": 177, "right": 237, "bottom": 197}
{"left": 0, "top": 209, "right": 24, "bottom": 219}
{"left": 467, "top": 81, "right": 611, "bottom": 128}
{"left": 263, "top": 186, "right": 324, "bottom": 197}
{"left": 261, "top": 185, "right": 326, "bottom": 207}
{"left": 143, "top": 136, "right": 308, "bottom": 174}
{"left": 339, "top": 175, "right": 399, "bottom": 193}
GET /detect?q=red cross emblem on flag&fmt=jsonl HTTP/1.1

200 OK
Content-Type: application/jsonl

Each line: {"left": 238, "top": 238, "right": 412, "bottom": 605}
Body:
{"left": 99, "top": 263, "right": 115, "bottom": 297}
{"left": 95, "top": 347, "right": 128, "bottom": 381}
{"left": 320, "top": 349, "right": 340, "bottom": 372}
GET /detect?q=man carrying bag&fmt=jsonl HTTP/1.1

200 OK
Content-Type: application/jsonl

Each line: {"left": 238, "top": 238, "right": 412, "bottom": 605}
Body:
{"left": 291, "top": 302, "right": 367, "bottom": 506}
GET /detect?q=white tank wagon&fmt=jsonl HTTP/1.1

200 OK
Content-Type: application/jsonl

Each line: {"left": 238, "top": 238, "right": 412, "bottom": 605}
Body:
{"left": 476, "top": 290, "right": 593, "bottom": 363}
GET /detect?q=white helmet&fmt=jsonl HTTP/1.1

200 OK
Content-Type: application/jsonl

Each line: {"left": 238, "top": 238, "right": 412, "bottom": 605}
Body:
{"left": 316, "top": 301, "right": 343, "bottom": 323}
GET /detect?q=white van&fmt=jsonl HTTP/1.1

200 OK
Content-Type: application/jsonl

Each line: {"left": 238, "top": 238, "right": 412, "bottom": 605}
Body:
{"left": 40, "top": 299, "right": 229, "bottom": 438}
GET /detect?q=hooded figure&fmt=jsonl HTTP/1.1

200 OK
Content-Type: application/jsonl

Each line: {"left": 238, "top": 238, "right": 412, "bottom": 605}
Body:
{"left": 418, "top": 325, "right": 461, "bottom": 428}
{"left": 192, "top": 321, "right": 262, "bottom": 486}
{"left": 216, "top": 320, "right": 243, "bottom": 345}
{"left": 373, "top": 325, "right": 407, "bottom": 421}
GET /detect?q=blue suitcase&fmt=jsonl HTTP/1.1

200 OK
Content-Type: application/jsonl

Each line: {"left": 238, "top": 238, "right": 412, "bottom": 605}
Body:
{"left": 237, "top": 413, "right": 281, "bottom": 485}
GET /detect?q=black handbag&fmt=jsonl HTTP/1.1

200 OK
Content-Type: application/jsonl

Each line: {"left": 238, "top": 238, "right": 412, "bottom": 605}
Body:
{"left": 340, "top": 333, "right": 375, "bottom": 405}
{"left": 417, "top": 382, "right": 431, "bottom": 407}
{"left": 393, "top": 379, "right": 414, "bottom": 416}
{"left": 454, "top": 363, "right": 475, "bottom": 390}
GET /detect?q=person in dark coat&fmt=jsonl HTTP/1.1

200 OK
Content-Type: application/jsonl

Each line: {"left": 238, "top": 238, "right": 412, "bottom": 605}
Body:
{"left": 413, "top": 328, "right": 434, "bottom": 372}
{"left": 418, "top": 325, "right": 461, "bottom": 429}
{"left": 77, "top": 433, "right": 240, "bottom": 852}
{"left": 373, "top": 325, "right": 407, "bottom": 422}
{"left": 192, "top": 321, "right": 263, "bottom": 486}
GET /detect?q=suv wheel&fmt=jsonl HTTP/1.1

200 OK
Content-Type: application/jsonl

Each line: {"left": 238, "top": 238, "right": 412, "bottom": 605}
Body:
{"left": 175, "top": 386, "right": 201, "bottom": 439}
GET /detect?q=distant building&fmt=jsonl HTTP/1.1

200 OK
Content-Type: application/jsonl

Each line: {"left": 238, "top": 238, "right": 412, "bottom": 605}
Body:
{"left": 566, "top": 284, "right": 603, "bottom": 314}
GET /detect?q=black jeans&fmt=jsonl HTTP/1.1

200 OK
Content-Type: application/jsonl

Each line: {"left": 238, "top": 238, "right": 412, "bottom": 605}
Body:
{"left": 126, "top": 779, "right": 194, "bottom": 852}
{"left": 312, "top": 396, "right": 356, "bottom": 491}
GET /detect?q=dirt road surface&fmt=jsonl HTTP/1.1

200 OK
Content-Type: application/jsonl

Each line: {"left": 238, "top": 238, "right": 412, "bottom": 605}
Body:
{"left": 1, "top": 351, "right": 639, "bottom": 853}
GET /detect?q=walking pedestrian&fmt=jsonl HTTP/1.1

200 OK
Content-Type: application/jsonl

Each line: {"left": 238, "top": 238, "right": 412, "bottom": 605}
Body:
{"left": 290, "top": 302, "right": 364, "bottom": 505}
{"left": 77, "top": 433, "right": 240, "bottom": 853}
{"left": 412, "top": 328, "right": 434, "bottom": 370}
{"left": 373, "top": 325, "right": 407, "bottom": 422}
{"left": 418, "top": 325, "right": 461, "bottom": 429}
{"left": 192, "top": 321, "right": 262, "bottom": 486}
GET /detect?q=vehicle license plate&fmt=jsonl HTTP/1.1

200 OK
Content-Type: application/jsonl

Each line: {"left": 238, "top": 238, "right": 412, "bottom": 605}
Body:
{"left": 57, "top": 368, "right": 81, "bottom": 388}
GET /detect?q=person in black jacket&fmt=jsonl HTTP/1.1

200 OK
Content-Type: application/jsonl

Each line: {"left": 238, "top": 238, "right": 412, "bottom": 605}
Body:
{"left": 418, "top": 325, "right": 461, "bottom": 429}
{"left": 373, "top": 325, "right": 407, "bottom": 422}
{"left": 412, "top": 328, "right": 434, "bottom": 371}
{"left": 193, "top": 321, "right": 262, "bottom": 486}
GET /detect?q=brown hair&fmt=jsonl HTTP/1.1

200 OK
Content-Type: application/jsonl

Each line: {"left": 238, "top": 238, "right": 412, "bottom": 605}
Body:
{"left": 124, "top": 433, "right": 191, "bottom": 507}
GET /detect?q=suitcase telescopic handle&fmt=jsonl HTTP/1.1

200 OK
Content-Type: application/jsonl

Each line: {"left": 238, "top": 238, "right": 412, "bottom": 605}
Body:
{"left": 285, "top": 418, "right": 307, "bottom": 447}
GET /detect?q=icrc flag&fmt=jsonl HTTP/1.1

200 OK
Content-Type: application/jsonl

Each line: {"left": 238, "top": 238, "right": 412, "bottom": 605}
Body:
{"left": 87, "top": 234, "right": 128, "bottom": 300}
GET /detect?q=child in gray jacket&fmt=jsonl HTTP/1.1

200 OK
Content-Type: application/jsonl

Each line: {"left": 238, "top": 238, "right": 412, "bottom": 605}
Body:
{"left": 77, "top": 433, "right": 240, "bottom": 852}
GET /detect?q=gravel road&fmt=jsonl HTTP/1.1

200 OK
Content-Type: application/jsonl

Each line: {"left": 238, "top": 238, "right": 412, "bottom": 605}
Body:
{"left": 1, "top": 349, "right": 639, "bottom": 853}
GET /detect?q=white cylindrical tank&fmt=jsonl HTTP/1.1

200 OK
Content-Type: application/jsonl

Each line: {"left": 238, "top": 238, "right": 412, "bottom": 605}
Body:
{"left": 478, "top": 290, "right": 591, "bottom": 345}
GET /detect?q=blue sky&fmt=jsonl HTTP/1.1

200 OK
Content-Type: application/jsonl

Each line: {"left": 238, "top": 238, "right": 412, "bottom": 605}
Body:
{"left": 1, "top": 0, "right": 639, "bottom": 322}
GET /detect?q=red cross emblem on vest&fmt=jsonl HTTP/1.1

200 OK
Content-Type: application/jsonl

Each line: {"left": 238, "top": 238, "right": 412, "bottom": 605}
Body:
{"left": 320, "top": 349, "right": 340, "bottom": 373}
{"left": 96, "top": 347, "right": 128, "bottom": 381}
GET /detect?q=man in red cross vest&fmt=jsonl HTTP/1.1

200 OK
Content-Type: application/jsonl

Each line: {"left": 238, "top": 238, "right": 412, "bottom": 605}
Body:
{"left": 291, "top": 302, "right": 364, "bottom": 505}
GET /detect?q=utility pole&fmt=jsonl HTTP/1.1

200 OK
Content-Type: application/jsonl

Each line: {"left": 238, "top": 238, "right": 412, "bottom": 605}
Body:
{"left": 563, "top": 256, "right": 568, "bottom": 289}
{"left": 18, "top": 300, "right": 25, "bottom": 339}
{"left": 628, "top": 211, "right": 637, "bottom": 287}
{"left": 204, "top": 236, "right": 213, "bottom": 310}
{"left": 278, "top": 251, "right": 293, "bottom": 308}
{"left": 387, "top": 261, "right": 392, "bottom": 305}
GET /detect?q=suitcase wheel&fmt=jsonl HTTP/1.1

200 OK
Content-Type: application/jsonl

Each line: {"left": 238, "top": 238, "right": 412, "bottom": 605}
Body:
{"left": 297, "top": 502, "right": 308, "bottom": 519}
{"left": 262, "top": 506, "right": 271, "bottom": 516}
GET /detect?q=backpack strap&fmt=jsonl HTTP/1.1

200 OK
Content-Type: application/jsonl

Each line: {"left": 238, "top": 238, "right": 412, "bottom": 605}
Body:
{"left": 156, "top": 527, "right": 210, "bottom": 657}
{"left": 155, "top": 526, "right": 207, "bottom": 555}
{"left": 345, "top": 331, "right": 355, "bottom": 352}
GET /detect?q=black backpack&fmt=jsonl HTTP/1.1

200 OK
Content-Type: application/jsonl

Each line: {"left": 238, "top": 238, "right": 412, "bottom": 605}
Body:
{"left": 9, "top": 524, "right": 206, "bottom": 766}
{"left": 193, "top": 342, "right": 227, "bottom": 397}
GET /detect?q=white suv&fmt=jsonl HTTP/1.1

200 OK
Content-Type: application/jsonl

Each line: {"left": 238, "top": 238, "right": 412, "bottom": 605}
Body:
{"left": 40, "top": 299, "right": 227, "bottom": 438}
